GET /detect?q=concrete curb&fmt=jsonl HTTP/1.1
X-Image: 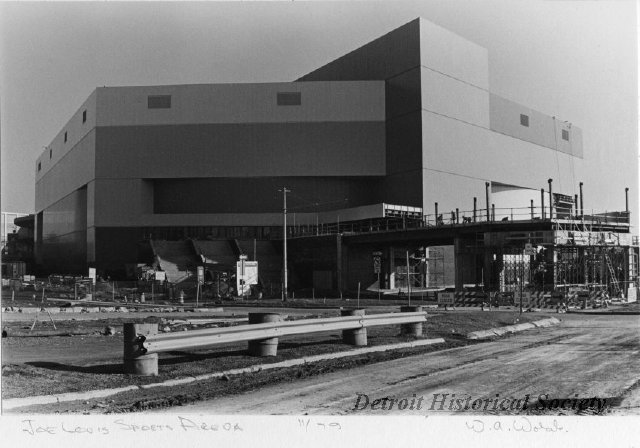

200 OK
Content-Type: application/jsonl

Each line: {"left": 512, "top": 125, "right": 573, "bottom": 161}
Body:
{"left": 467, "top": 317, "right": 560, "bottom": 340}
{"left": 2, "top": 338, "right": 446, "bottom": 411}
{"left": 2, "top": 306, "right": 225, "bottom": 314}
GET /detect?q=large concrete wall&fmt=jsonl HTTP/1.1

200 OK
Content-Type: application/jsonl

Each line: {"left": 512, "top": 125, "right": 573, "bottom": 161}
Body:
{"left": 95, "top": 81, "right": 385, "bottom": 126}
{"left": 35, "top": 130, "right": 96, "bottom": 212}
{"left": 39, "top": 186, "right": 88, "bottom": 272}
{"left": 489, "top": 94, "right": 583, "bottom": 157}
{"left": 35, "top": 91, "right": 98, "bottom": 187}
{"left": 421, "top": 110, "right": 584, "bottom": 215}
{"left": 94, "top": 122, "right": 385, "bottom": 179}
{"left": 419, "top": 18, "right": 489, "bottom": 91}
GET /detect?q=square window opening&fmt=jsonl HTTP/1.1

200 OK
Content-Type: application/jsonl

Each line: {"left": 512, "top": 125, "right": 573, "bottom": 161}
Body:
{"left": 520, "top": 114, "right": 529, "bottom": 127}
{"left": 148, "top": 95, "right": 172, "bottom": 109}
{"left": 277, "top": 92, "right": 301, "bottom": 106}
{"left": 562, "top": 129, "right": 570, "bottom": 141}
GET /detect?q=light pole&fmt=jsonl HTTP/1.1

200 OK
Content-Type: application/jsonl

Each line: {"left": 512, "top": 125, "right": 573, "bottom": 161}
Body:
{"left": 280, "top": 187, "right": 291, "bottom": 301}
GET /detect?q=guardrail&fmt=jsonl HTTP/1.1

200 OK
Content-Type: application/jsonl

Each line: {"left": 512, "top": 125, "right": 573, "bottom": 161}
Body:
{"left": 123, "top": 307, "right": 427, "bottom": 375}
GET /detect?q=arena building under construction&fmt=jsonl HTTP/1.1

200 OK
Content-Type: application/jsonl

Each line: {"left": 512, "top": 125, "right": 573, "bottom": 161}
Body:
{"left": 33, "top": 18, "right": 638, "bottom": 301}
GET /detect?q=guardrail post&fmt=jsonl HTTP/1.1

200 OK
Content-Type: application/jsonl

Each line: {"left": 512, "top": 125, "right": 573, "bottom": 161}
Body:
{"left": 123, "top": 323, "right": 158, "bottom": 376}
{"left": 340, "top": 308, "right": 367, "bottom": 346}
{"left": 399, "top": 306, "right": 424, "bottom": 336}
{"left": 248, "top": 312, "right": 281, "bottom": 356}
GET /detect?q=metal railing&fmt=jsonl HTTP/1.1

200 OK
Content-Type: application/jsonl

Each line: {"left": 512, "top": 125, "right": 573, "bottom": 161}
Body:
{"left": 140, "top": 311, "right": 426, "bottom": 354}
{"left": 123, "top": 309, "right": 428, "bottom": 375}
{"left": 288, "top": 206, "right": 631, "bottom": 238}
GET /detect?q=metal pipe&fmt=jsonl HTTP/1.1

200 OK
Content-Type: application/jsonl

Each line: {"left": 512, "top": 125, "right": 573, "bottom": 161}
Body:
{"left": 625, "top": 187, "right": 629, "bottom": 213}
{"left": 281, "top": 187, "right": 290, "bottom": 301}
{"left": 435, "top": 202, "right": 439, "bottom": 225}
{"left": 492, "top": 204, "right": 495, "bottom": 222}
{"left": 455, "top": 208, "right": 459, "bottom": 224}
{"left": 485, "top": 182, "right": 491, "bottom": 221}
{"left": 574, "top": 194, "right": 579, "bottom": 216}
{"left": 548, "top": 179, "right": 553, "bottom": 220}
{"left": 530, "top": 199, "right": 534, "bottom": 220}
{"left": 579, "top": 182, "right": 584, "bottom": 216}
{"left": 541, "top": 189, "right": 546, "bottom": 219}
{"left": 473, "top": 197, "right": 477, "bottom": 222}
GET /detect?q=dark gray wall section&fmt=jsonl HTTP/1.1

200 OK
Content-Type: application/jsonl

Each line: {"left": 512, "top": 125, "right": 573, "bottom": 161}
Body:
{"left": 297, "top": 19, "right": 424, "bottom": 209}
{"left": 95, "top": 122, "right": 385, "bottom": 179}
{"left": 95, "top": 227, "right": 142, "bottom": 274}
{"left": 297, "top": 19, "right": 420, "bottom": 82}
{"left": 153, "top": 177, "right": 383, "bottom": 214}
{"left": 42, "top": 187, "right": 87, "bottom": 240}
{"left": 39, "top": 187, "right": 88, "bottom": 273}
{"left": 386, "top": 67, "right": 422, "bottom": 119}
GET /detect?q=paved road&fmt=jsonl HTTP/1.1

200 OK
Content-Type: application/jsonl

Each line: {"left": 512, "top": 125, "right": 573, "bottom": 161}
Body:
{"left": 163, "top": 314, "right": 640, "bottom": 415}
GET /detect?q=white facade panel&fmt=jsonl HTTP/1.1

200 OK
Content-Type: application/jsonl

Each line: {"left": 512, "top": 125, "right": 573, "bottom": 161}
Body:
{"left": 421, "top": 68, "right": 490, "bottom": 127}
{"left": 422, "top": 110, "right": 583, "bottom": 204}
{"left": 419, "top": 18, "right": 489, "bottom": 90}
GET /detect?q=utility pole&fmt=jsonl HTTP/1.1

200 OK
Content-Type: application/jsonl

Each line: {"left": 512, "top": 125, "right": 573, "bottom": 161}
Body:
{"left": 280, "top": 187, "right": 291, "bottom": 301}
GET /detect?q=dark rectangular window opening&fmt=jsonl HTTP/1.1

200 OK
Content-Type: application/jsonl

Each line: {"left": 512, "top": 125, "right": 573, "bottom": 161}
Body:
{"left": 49, "top": 149, "right": 52, "bottom": 159}
{"left": 148, "top": 95, "right": 172, "bottom": 109}
{"left": 520, "top": 114, "right": 529, "bottom": 127}
{"left": 277, "top": 92, "right": 301, "bottom": 106}
{"left": 64, "top": 132, "right": 68, "bottom": 143}
{"left": 82, "top": 110, "right": 87, "bottom": 123}
{"left": 37, "top": 162, "right": 41, "bottom": 172}
{"left": 562, "top": 129, "right": 570, "bottom": 141}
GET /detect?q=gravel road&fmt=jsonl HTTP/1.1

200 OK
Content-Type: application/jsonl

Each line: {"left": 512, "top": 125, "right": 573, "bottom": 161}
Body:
{"left": 160, "top": 314, "right": 639, "bottom": 415}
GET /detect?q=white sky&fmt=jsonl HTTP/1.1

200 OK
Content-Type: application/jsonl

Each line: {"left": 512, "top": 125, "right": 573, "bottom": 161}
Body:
{"left": 0, "top": 0, "right": 637, "bottom": 224}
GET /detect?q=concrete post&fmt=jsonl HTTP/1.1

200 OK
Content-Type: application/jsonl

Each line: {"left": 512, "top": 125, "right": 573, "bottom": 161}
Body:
{"left": 123, "top": 323, "right": 158, "bottom": 376}
{"left": 399, "top": 305, "right": 423, "bottom": 336}
{"left": 248, "top": 312, "right": 282, "bottom": 356}
{"left": 340, "top": 308, "right": 367, "bottom": 346}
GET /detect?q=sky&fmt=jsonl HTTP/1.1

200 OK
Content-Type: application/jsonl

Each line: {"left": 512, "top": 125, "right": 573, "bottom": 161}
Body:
{"left": 0, "top": 0, "right": 638, "bottom": 224}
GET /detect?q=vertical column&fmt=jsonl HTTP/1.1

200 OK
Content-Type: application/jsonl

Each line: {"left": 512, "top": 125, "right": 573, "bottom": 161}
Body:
{"left": 388, "top": 245, "right": 395, "bottom": 290}
{"left": 336, "top": 234, "right": 343, "bottom": 294}
{"left": 454, "top": 237, "right": 464, "bottom": 292}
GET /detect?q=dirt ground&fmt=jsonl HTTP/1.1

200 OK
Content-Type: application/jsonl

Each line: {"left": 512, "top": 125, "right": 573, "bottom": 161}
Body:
{"left": 1, "top": 306, "right": 540, "bottom": 413}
